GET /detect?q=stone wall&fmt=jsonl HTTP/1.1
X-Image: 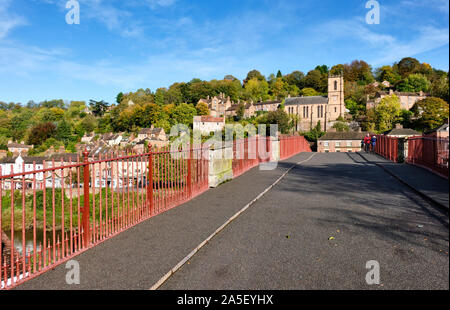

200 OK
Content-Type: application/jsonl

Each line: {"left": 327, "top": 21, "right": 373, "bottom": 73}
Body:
{"left": 207, "top": 139, "right": 281, "bottom": 188}
{"left": 208, "top": 146, "right": 233, "bottom": 188}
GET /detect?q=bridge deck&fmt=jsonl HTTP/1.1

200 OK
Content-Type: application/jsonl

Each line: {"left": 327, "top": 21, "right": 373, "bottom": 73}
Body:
{"left": 16, "top": 152, "right": 449, "bottom": 290}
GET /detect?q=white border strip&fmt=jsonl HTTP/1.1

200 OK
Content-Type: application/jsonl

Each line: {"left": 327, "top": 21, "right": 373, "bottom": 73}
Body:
{"left": 149, "top": 153, "right": 316, "bottom": 290}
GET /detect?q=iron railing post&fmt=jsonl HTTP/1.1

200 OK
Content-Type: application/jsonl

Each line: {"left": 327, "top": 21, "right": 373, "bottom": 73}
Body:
{"left": 147, "top": 147, "right": 153, "bottom": 215}
{"left": 82, "top": 150, "right": 90, "bottom": 247}
{"left": 187, "top": 146, "right": 192, "bottom": 197}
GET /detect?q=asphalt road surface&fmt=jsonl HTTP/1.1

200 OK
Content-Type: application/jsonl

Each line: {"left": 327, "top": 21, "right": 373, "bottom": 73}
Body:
{"left": 160, "top": 152, "right": 448, "bottom": 290}
{"left": 17, "top": 152, "right": 449, "bottom": 290}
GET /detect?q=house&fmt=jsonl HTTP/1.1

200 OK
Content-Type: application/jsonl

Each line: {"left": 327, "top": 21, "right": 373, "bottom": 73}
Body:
{"left": 317, "top": 131, "right": 368, "bottom": 153}
{"left": 137, "top": 127, "right": 167, "bottom": 141}
{"left": 366, "top": 90, "right": 429, "bottom": 110}
{"left": 81, "top": 132, "right": 95, "bottom": 143}
{"left": 101, "top": 133, "right": 123, "bottom": 146}
{"left": 384, "top": 124, "right": 421, "bottom": 138}
{"left": 193, "top": 116, "right": 225, "bottom": 135}
{"left": 425, "top": 122, "right": 449, "bottom": 139}
{"left": 285, "top": 73, "right": 346, "bottom": 132}
{"left": 0, "top": 155, "right": 46, "bottom": 189}
{"left": 7, "top": 140, "right": 33, "bottom": 156}
{"left": 254, "top": 100, "right": 281, "bottom": 113}
{"left": 370, "top": 81, "right": 391, "bottom": 89}
{"left": 198, "top": 93, "right": 233, "bottom": 117}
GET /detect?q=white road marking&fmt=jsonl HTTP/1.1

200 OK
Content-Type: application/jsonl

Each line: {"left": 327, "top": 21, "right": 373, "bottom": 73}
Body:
{"left": 149, "top": 153, "right": 317, "bottom": 290}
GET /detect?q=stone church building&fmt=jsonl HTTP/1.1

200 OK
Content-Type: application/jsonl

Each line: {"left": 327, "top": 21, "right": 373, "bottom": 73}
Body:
{"left": 284, "top": 73, "right": 346, "bottom": 131}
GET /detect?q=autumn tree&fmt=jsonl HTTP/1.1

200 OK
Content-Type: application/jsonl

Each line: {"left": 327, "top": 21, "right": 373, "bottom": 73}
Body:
{"left": 196, "top": 102, "right": 210, "bottom": 116}
{"left": 28, "top": 122, "right": 57, "bottom": 146}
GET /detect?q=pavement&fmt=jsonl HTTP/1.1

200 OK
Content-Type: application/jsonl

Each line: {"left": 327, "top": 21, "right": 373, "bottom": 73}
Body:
{"left": 358, "top": 151, "right": 449, "bottom": 210}
{"left": 15, "top": 152, "right": 449, "bottom": 290}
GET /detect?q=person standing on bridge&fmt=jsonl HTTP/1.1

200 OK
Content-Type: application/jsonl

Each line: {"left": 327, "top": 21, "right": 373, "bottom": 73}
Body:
{"left": 371, "top": 135, "right": 377, "bottom": 153}
{"left": 364, "top": 134, "right": 371, "bottom": 152}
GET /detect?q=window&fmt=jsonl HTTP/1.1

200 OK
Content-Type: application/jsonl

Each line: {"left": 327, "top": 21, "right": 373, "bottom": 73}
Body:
{"left": 317, "top": 106, "right": 320, "bottom": 117}
{"left": 325, "top": 150, "right": 330, "bottom": 153}
{"left": 335, "top": 141, "right": 341, "bottom": 147}
{"left": 334, "top": 80, "right": 338, "bottom": 91}
{"left": 347, "top": 141, "right": 352, "bottom": 147}
{"left": 324, "top": 142, "right": 329, "bottom": 147}
{"left": 335, "top": 107, "right": 337, "bottom": 113}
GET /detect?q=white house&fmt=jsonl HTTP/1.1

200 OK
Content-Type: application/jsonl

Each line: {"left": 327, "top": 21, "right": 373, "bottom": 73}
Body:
{"left": 0, "top": 155, "right": 46, "bottom": 189}
{"left": 193, "top": 116, "right": 225, "bottom": 135}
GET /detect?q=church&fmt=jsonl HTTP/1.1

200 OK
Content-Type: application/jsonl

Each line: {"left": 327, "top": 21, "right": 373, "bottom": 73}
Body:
{"left": 284, "top": 73, "right": 346, "bottom": 132}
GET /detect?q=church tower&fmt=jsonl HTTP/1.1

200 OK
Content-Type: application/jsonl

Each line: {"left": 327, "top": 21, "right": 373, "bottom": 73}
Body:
{"left": 327, "top": 72, "right": 345, "bottom": 122}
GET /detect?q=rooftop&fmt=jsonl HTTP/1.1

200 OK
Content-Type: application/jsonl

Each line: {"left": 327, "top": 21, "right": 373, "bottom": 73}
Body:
{"left": 285, "top": 96, "right": 328, "bottom": 106}
{"left": 318, "top": 131, "right": 368, "bottom": 141}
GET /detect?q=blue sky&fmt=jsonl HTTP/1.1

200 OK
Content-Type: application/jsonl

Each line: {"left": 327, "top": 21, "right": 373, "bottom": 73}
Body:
{"left": 0, "top": 0, "right": 448, "bottom": 104}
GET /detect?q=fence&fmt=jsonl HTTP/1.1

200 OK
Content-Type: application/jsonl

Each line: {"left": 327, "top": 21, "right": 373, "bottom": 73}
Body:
{"left": 280, "top": 135, "right": 312, "bottom": 160}
{"left": 374, "top": 135, "right": 399, "bottom": 162}
{"left": 406, "top": 136, "right": 449, "bottom": 178}
{"left": 0, "top": 135, "right": 310, "bottom": 289}
{"left": 1, "top": 146, "right": 208, "bottom": 289}
{"left": 232, "top": 137, "right": 269, "bottom": 178}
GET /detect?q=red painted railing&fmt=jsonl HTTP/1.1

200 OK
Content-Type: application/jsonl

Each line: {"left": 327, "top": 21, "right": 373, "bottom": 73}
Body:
{"left": 280, "top": 135, "right": 312, "bottom": 160}
{"left": 0, "top": 146, "right": 208, "bottom": 289}
{"left": 1, "top": 135, "right": 310, "bottom": 289}
{"left": 232, "top": 137, "right": 270, "bottom": 178}
{"left": 407, "top": 136, "right": 449, "bottom": 179}
{"left": 374, "top": 135, "right": 399, "bottom": 162}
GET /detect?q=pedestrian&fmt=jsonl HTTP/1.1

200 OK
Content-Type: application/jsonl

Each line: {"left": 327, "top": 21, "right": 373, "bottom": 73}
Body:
{"left": 364, "top": 134, "right": 371, "bottom": 152}
{"left": 371, "top": 135, "right": 377, "bottom": 153}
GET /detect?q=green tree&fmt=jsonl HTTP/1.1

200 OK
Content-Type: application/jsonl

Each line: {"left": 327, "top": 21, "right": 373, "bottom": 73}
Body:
{"left": 116, "top": 92, "right": 124, "bottom": 104}
{"left": 301, "top": 88, "right": 320, "bottom": 97}
{"left": 56, "top": 119, "right": 73, "bottom": 143}
{"left": 411, "top": 97, "right": 449, "bottom": 131}
{"left": 89, "top": 100, "right": 109, "bottom": 117}
{"left": 263, "top": 109, "right": 291, "bottom": 134}
{"left": 172, "top": 103, "right": 197, "bottom": 126}
{"left": 395, "top": 57, "right": 421, "bottom": 78}
{"left": 375, "top": 65, "right": 401, "bottom": 84}
{"left": 244, "top": 70, "right": 266, "bottom": 84}
{"left": 398, "top": 74, "right": 431, "bottom": 92}
{"left": 245, "top": 78, "right": 269, "bottom": 102}
{"left": 431, "top": 75, "right": 449, "bottom": 102}
{"left": 332, "top": 121, "right": 350, "bottom": 132}
{"left": 374, "top": 95, "right": 402, "bottom": 133}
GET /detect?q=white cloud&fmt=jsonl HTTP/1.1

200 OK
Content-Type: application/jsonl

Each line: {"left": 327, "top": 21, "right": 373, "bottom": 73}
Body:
{"left": 310, "top": 17, "right": 449, "bottom": 67}
{"left": 0, "top": 0, "right": 27, "bottom": 39}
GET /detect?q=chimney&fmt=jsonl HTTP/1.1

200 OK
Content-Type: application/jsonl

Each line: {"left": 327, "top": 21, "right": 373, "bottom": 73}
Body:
{"left": 395, "top": 123, "right": 403, "bottom": 129}
{"left": 151, "top": 124, "right": 154, "bottom": 130}
{"left": 21, "top": 141, "right": 25, "bottom": 145}
{"left": 419, "top": 91, "right": 423, "bottom": 96}
{"left": 8, "top": 140, "right": 12, "bottom": 144}
{"left": 389, "top": 89, "right": 394, "bottom": 95}
{"left": 59, "top": 145, "right": 65, "bottom": 153}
